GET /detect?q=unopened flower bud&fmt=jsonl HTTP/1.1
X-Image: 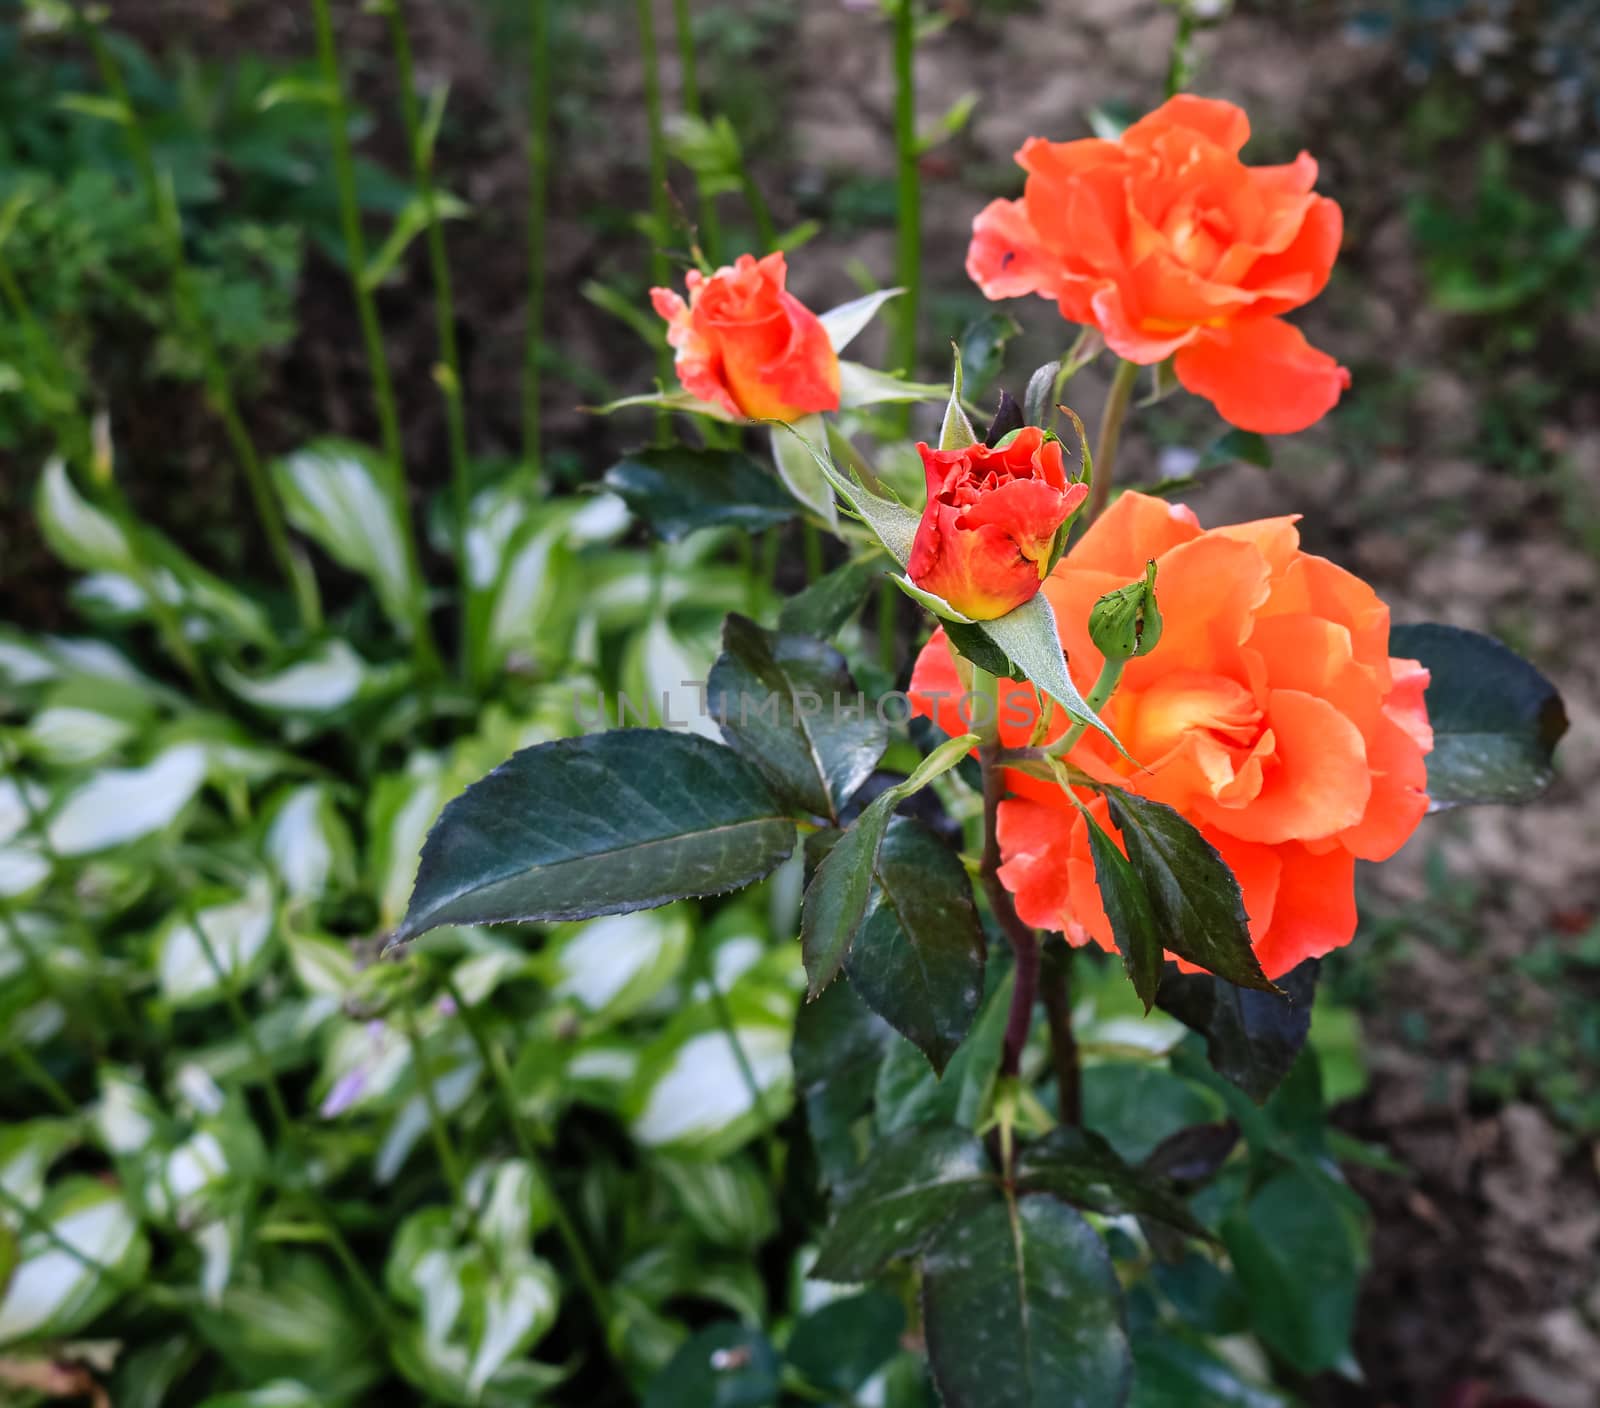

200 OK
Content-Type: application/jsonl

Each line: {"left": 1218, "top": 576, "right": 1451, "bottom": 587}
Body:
{"left": 1088, "top": 559, "right": 1162, "bottom": 661}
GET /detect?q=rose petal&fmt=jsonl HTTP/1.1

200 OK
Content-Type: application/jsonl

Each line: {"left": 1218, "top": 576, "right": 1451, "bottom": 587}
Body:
{"left": 1173, "top": 317, "right": 1350, "bottom": 434}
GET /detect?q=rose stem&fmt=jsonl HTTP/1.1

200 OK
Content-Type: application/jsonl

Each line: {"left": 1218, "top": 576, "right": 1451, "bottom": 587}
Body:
{"left": 523, "top": 0, "right": 551, "bottom": 487}
{"left": 971, "top": 668, "right": 1044, "bottom": 1082}
{"left": 1039, "top": 944, "right": 1082, "bottom": 1124}
{"left": 309, "top": 0, "right": 442, "bottom": 677}
{"left": 1084, "top": 357, "right": 1140, "bottom": 523}
{"left": 385, "top": 0, "right": 475, "bottom": 677}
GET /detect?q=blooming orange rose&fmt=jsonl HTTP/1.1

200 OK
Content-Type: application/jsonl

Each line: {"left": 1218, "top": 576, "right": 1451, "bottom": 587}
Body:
{"left": 967, "top": 95, "right": 1350, "bottom": 435}
{"left": 908, "top": 428, "right": 1089, "bottom": 621}
{"left": 650, "top": 252, "right": 841, "bottom": 423}
{"left": 910, "top": 491, "right": 1432, "bottom": 980}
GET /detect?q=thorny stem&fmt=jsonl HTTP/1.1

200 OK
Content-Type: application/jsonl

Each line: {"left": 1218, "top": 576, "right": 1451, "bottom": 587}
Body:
{"left": 79, "top": 17, "right": 318, "bottom": 632}
{"left": 1039, "top": 945, "right": 1082, "bottom": 1124}
{"left": 440, "top": 973, "right": 619, "bottom": 1360}
{"left": 385, "top": 0, "right": 474, "bottom": 673}
{"left": 973, "top": 670, "right": 1043, "bottom": 1081}
{"left": 524, "top": 0, "right": 552, "bottom": 483}
{"left": 309, "top": 0, "right": 443, "bottom": 678}
{"left": 1084, "top": 357, "right": 1140, "bottom": 524}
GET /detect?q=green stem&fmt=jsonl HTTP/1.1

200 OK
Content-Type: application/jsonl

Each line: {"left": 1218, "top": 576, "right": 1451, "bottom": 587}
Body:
{"left": 308, "top": 0, "right": 442, "bottom": 678}
{"left": 401, "top": 1003, "right": 466, "bottom": 1202}
{"left": 877, "top": 580, "right": 897, "bottom": 674}
{"left": 801, "top": 521, "right": 824, "bottom": 583}
{"left": 441, "top": 974, "right": 617, "bottom": 1354}
{"left": 1165, "top": 4, "right": 1198, "bottom": 98}
{"left": 523, "top": 0, "right": 552, "bottom": 484}
{"left": 671, "top": 0, "right": 722, "bottom": 261}
{"left": 1048, "top": 657, "right": 1125, "bottom": 757}
{"left": 637, "top": 0, "right": 674, "bottom": 439}
{"left": 79, "top": 19, "right": 317, "bottom": 632}
{"left": 693, "top": 943, "right": 770, "bottom": 1128}
{"left": 1084, "top": 358, "right": 1139, "bottom": 524}
{"left": 11, "top": 1039, "right": 79, "bottom": 1118}
{"left": 891, "top": 0, "right": 921, "bottom": 417}
{"left": 385, "top": 0, "right": 474, "bottom": 674}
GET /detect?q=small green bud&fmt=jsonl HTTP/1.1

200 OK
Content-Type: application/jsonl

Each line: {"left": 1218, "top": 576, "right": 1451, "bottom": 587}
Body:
{"left": 1088, "top": 559, "right": 1162, "bottom": 661}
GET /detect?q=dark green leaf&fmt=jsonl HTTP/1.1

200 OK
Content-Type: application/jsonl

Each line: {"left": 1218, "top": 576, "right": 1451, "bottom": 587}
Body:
{"left": 810, "top": 1125, "right": 994, "bottom": 1283}
{"left": 1081, "top": 807, "right": 1164, "bottom": 1011}
{"left": 1157, "top": 960, "right": 1319, "bottom": 1103}
{"left": 959, "top": 312, "right": 1022, "bottom": 396}
{"left": 1389, "top": 622, "right": 1566, "bottom": 805}
{"left": 396, "top": 731, "right": 795, "bottom": 940}
{"left": 603, "top": 446, "right": 795, "bottom": 541}
{"left": 1082, "top": 1064, "right": 1224, "bottom": 1165}
{"left": 1197, "top": 429, "right": 1272, "bottom": 472}
{"left": 875, "top": 961, "right": 1012, "bottom": 1135}
{"left": 1221, "top": 1167, "right": 1366, "bottom": 1374}
{"left": 1149, "top": 1254, "right": 1250, "bottom": 1338}
{"left": 941, "top": 619, "right": 1018, "bottom": 678}
{"left": 779, "top": 553, "right": 889, "bottom": 638}
{"left": 797, "top": 734, "right": 976, "bottom": 996}
{"left": 844, "top": 818, "right": 985, "bottom": 1075}
{"left": 1023, "top": 360, "right": 1059, "bottom": 429}
{"left": 786, "top": 1291, "right": 906, "bottom": 1395}
{"left": 800, "top": 800, "right": 892, "bottom": 997}
{"left": 1141, "top": 1122, "right": 1240, "bottom": 1187}
{"left": 643, "top": 1323, "right": 781, "bottom": 1408}
{"left": 1016, "top": 1127, "right": 1210, "bottom": 1239}
{"left": 707, "top": 614, "right": 887, "bottom": 822}
{"left": 1102, "top": 791, "right": 1274, "bottom": 994}
{"left": 1131, "top": 1325, "right": 1296, "bottom": 1408}
{"left": 984, "top": 389, "right": 1025, "bottom": 447}
{"left": 792, "top": 981, "right": 896, "bottom": 1189}
{"left": 922, "top": 1195, "right": 1132, "bottom": 1408}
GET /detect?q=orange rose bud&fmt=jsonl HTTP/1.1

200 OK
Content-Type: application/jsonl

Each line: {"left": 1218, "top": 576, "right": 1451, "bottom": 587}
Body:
{"left": 907, "top": 427, "right": 1089, "bottom": 621}
{"left": 650, "top": 252, "right": 841, "bottom": 423}
{"left": 968, "top": 95, "right": 1350, "bottom": 435}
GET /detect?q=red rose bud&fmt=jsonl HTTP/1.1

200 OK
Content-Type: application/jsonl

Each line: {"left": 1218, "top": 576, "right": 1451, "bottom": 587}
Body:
{"left": 650, "top": 252, "right": 841, "bottom": 423}
{"left": 907, "top": 427, "right": 1088, "bottom": 621}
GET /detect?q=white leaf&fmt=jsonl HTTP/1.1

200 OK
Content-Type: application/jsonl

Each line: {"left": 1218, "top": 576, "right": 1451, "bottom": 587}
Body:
{"left": 549, "top": 909, "right": 690, "bottom": 1021}
{"left": 47, "top": 744, "right": 208, "bottom": 856}
{"left": 819, "top": 287, "right": 904, "bottom": 354}
{"left": 217, "top": 640, "right": 373, "bottom": 714}
{"left": 265, "top": 785, "right": 343, "bottom": 901}
{"left": 273, "top": 441, "right": 419, "bottom": 636}
{"left": 36, "top": 458, "right": 136, "bottom": 575}
{"left": 631, "top": 1026, "right": 792, "bottom": 1150}
{"left": 93, "top": 1070, "right": 160, "bottom": 1155}
{"left": 25, "top": 705, "right": 137, "bottom": 765}
{"left": 468, "top": 1262, "right": 560, "bottom": 1395}
{"left": 0, "top": 1182, "right": 140, "bottom": 1345}
{"left": 156, "top": 877, "right": 277, "bottom": 1006}
{"left": 0, "top": 843, "right": 46, "bottom": 902}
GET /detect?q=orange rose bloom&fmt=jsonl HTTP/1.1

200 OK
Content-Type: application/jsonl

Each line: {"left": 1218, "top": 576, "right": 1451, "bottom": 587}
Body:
{"left": 650, "top": 252, "right": 841, "bottom": 423}
{"left": 910, "top": 492, "right": 1432, "bottom": 980}
{"left": 908, "top": 428, "right": 1089, "bottom": 621}
{"left": 967, "top": 95, "right": 1350, "bottom": 435}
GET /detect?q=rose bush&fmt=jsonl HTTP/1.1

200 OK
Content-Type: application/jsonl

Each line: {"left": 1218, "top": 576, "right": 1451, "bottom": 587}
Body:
{"left": 906, "top": 427, "right": 1089, "bottom": 620}
{"left": 911, "top": 490, "right": 1434, "bottom": 979}
{"left": 968, "top": 95, "right": 1350, "bottom": 434}
{"left": 651, "top": 251, "right": 841, "bottom": 422}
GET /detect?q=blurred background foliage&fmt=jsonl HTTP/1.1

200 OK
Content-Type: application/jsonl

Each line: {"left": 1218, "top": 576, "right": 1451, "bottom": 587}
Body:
{"left": 0, "top": 1, "right": 1596, "bottom": 1405}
